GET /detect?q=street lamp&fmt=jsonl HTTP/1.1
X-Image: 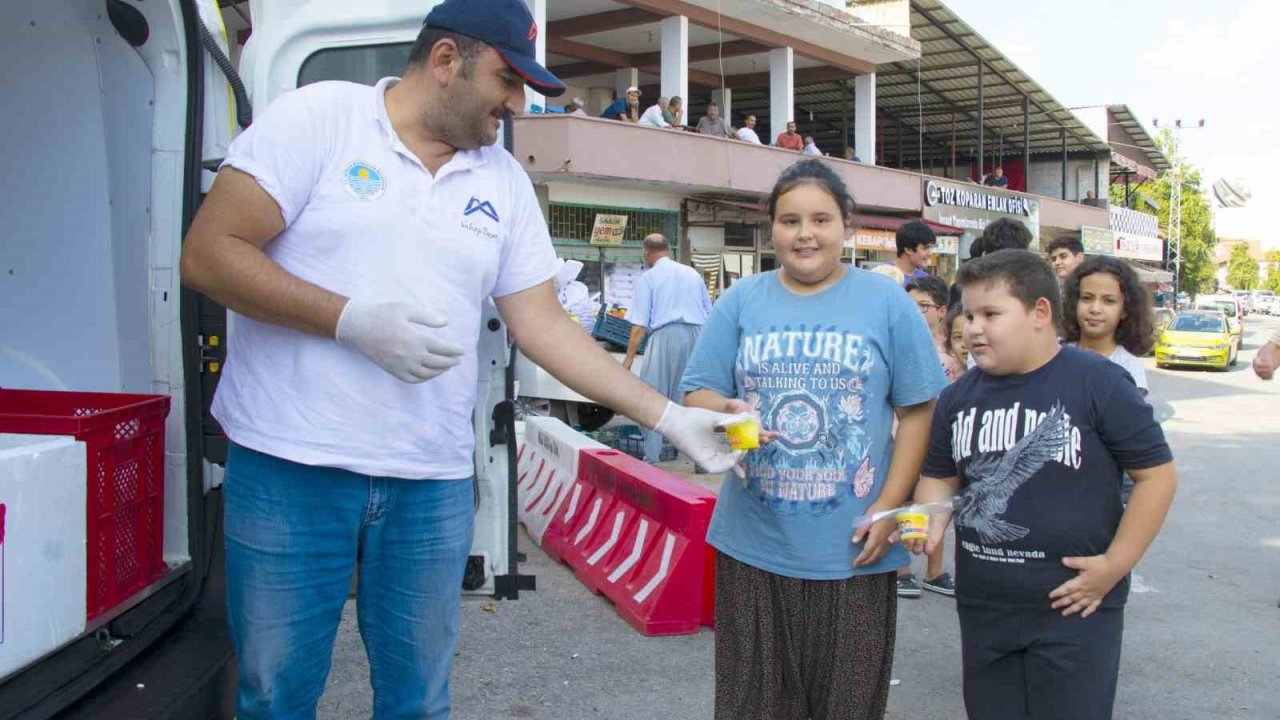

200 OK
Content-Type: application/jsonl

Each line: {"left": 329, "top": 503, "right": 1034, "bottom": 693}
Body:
{"left": 1152, "top": 118, "right": 1205, "bottom": 299}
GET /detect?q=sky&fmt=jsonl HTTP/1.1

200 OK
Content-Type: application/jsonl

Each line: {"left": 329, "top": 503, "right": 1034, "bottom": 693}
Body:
{"left": 942, "top": 0, "right": 1279, "bottom": 242}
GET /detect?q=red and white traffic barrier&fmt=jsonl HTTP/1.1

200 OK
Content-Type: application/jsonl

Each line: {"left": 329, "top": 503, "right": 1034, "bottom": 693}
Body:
{"left": 514, "top": 417, "right": 605, "bottom": 545}
{"left": 544, "top": 449, "right": 716, "bottom": 636}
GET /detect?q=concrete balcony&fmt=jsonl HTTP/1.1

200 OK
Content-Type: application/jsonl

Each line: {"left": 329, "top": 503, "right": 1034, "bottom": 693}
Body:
{"left": 513, "top": 115, "right": 1110, "bottom": 235}
{"left": 513, "top": 114, "right": 923, "bottom": 213}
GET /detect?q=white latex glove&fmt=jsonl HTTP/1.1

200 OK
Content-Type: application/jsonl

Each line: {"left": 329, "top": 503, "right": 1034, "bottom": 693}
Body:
{"left": 653, "top": 401, "right": 745, "bottom": 475}
{"left": 335, "top": 299, "right": 465, "bottom": 383}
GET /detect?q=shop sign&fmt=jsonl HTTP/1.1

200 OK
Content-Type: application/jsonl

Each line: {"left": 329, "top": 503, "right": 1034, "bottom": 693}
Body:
{"left": 935, "top": 236, "right": 959, "bottom": 255}
{"left": 1114, "top": 233, "right": 1163, "bottom": 262}
{"left": 921, "top": 179, "right": 1040, "bottom": 246}
{"left": 588, "top": 213, "right": 629, "bottom": 246}
{"left": 924, "top": 179, "right": 1038, "bottom": 217}
{"left": 848, "top": 228, "right": 897, "bottom": 252}
{"left": 1081, "top": 226, "right": 1115, "bottom": 256}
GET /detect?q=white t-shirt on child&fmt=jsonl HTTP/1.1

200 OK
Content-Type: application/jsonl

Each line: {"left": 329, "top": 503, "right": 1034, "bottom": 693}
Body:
{"left": 1065, "top": 343, "right": 1148, "bottom": 394}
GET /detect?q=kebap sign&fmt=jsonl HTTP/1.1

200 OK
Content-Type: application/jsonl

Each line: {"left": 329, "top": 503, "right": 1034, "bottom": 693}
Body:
{"left": 922, "top": 179, "right": 1040, "bottom": 247}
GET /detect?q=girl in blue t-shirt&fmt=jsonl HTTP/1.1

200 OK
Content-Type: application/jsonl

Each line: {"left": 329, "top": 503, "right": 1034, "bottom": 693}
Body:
{"left": 679, "top": 160, "right": 948, "bottom": 719}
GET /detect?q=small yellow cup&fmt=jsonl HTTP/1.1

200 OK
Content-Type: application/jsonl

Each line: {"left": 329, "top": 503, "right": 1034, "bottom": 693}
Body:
{"left": 896, "top": 511, "right": 929, "bottom": 542}
{"left": 724, "top": 417, "right": 760, "bottom": 451}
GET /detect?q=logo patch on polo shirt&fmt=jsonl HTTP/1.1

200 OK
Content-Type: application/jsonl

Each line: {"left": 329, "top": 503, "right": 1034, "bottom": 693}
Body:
{"left": 464, "top": 196, "right": 500, "bottom": 222}
{"left": 344, "top": 161, "right": 385, "bottom": 200}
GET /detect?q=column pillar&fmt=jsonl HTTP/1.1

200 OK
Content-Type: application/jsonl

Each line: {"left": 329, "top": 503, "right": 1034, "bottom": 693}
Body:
{"left": 977, "top": 60, "right": 985, "bottom": 179}
{"left": 855, "top": 73, "right": 876, "bottom": 165}
{"left": 1022, "top": 96, "right": 1031, "bottom": 190}
{"left": 711, "top": 88, "right": 732, "bottom": 125}
{"left": 660, "top": 15, "right": 689, "bottom": 122}
{"left": 615, "top": 68, "right": 639, "bottom": 101}
{"left": 711, "top": 89, "right": 732, "bottom": 122}
{"left": 769, "top": 47, "right": 794, "bottom": 144}
{"left": 1061, "top": 127, "right": 1069, "bottom": 200}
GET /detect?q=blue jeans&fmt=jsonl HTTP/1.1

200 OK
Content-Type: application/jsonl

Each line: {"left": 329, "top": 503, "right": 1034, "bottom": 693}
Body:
{"left": 224, "top": 444, "right": 475, "bottom": 720}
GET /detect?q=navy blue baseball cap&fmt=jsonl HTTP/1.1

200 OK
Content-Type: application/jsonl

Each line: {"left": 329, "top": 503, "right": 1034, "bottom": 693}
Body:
{"left": 425, "top": 0, "right": 567, "bottom": 97}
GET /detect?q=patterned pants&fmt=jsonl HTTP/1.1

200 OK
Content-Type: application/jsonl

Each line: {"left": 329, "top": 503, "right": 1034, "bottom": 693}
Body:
{"left": 714, "top": 553, "right": 897, "bottom": 720}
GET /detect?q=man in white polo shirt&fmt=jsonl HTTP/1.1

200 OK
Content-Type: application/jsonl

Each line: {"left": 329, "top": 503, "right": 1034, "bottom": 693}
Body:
{"left": 179, "top": 1, "right": 745, "bottom": 717}
{"left": 622, "top": 235, "right": 713, "bottom": 463}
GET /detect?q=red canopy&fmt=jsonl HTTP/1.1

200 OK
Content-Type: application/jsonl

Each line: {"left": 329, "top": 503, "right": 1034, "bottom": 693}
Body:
{"left": 851, "top": 213, "right": 966, "bottom": 236}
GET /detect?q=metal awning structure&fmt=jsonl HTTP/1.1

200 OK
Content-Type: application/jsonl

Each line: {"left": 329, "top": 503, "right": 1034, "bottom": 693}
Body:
{"left": 1105, "top": 104, "right": 1171, "bottom": 179}
{"left": 730, "top": 0, "right": 1111, "bottom": 167}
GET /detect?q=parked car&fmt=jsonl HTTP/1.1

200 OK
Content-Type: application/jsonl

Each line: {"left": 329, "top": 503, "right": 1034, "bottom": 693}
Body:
{"left": 1250, "top": 290, "right": 1277, "bottom": 315}
{"left": 1155, "top": 311, "right": 1237, "bottom": 370}
{"left": 1233, "top": 290, "right": 1251, "bottom": 315}
{"left": 1195, "top": 295, "right": 1244, "bottom": 340}
{"left": 1149, "top": 307, "right": 1177, "bottom": 355}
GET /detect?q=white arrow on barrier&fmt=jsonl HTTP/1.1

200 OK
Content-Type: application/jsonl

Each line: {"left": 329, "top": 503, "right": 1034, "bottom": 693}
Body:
{"left": 633, "top": 532, "right": 676, "bottom": 603}
{"left": 607, "top": 519, "right": 649, "bottom": 584}
{"left": 587, "top": 511, "right": 626, "bottom": 566}
{"left": 574, "top": 498, "right": 602, "bottom": 546}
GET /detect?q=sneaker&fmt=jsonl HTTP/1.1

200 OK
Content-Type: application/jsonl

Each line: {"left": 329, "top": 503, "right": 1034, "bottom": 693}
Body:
{"left": 924, "top": 573, "right": 956, "bottom": 597}
{"left": 896, "top": 573, "right": 922, "bottom": 598}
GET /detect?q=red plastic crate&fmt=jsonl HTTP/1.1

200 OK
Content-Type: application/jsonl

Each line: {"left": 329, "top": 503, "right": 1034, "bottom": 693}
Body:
{"left": 0, "top": 389, "right": 170, "bottom": 620}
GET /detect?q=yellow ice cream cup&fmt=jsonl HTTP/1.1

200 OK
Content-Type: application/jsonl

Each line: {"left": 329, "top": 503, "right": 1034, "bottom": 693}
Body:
{"left": 724, "top": 417, "right": 760, "bottom": 451}
{"left": 896, "top": 510, "right": 929, "bottom": 542}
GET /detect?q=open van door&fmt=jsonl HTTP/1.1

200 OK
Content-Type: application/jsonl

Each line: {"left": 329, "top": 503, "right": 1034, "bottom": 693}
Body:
{"left": 235, "top": 0, "right": 531, "bottom": 599}
{"left": 0, "top": 1, "right": 239, "bottom": 718}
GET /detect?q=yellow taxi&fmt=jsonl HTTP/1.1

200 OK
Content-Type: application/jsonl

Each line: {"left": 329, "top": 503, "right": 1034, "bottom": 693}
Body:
{"left": 1154, "top": 310, "right": 1237, "bottom": 371}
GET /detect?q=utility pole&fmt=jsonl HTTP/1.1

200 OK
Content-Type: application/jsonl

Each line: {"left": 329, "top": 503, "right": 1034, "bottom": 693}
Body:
{"left": 1153, "top": 118, "right": 1205, "bottom": 300}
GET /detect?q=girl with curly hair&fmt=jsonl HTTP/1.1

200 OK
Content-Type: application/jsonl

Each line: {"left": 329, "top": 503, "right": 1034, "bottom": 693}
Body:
{"left": 1063, "top": 255, "right": 1154, "bottom": 396}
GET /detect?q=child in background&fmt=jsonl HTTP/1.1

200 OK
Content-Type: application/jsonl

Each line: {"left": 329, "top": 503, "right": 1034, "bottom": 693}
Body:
{"left": 1062, "top": 255, "right": 1153, "bottom": 396}
{"left": 945, "top": 304, "right": 969, "bottom": 371}
{"left": 909, "top": 250, "right": 1177, "bottom": 720}
{"left": 898, "top": 276, "right": 960, "bottom": 599}
{"left": 681, "top": 160, "right": 948, "bottom": 720}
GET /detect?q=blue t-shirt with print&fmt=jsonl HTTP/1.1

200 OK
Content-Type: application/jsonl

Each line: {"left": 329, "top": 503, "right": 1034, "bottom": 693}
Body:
{"left": 680, "top": 269, "right": 949, "bottom": 580}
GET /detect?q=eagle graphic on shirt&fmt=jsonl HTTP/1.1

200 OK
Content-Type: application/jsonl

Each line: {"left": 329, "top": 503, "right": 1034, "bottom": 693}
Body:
{"left": 955, "top": 403, "right": 1069, "bottom": 544}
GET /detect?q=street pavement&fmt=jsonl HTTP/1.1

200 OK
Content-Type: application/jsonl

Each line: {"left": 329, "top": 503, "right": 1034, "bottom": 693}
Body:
{"left": 318, "top": 315, "right": 1280, "bottom": 720}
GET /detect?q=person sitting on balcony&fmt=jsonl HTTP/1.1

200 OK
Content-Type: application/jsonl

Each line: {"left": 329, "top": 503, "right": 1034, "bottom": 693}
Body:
{"left": 664, "top": 96, "right": 684, "bottom": 128}
{"left": 697, "top": 102, "right": 734, "bottom": 138}
{"left": 736, "top": 115, "right": 762, "bottom": 144}
{"left": 639, "top": 96, "right": 675, "bottom": 128}
{"left": 803, "top": 136, "right": 823, "bottom": 156}
{"left": 601, "top": 86, "right": 641, "bottom": 123}
{"left": 844, "top": 146, "right": 860, "bottom": 162}
{"left": 564, "top": 97, "right": 588, "bottom": 117}
{"left": 775, "top": 121, "right": 803, "bottom": 151}
{"left": 983, "top": 165, "right": 1009, "bottom": 188}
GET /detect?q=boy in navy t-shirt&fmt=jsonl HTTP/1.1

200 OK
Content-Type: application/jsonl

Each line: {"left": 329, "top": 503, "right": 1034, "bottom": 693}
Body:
{"left": 908, "top": 250, "right": 1177, "bottom": 720}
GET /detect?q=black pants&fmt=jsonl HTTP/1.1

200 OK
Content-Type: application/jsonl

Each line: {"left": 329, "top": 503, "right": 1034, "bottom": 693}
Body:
{"left": 714, "top": 554, "right": 896, "bottom": 720}
{"left": 958, "top": 604, "right": 1124, "bottom": 720}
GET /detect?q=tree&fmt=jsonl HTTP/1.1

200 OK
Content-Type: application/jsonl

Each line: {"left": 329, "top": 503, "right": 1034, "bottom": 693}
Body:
{"left": 1109, "top": 130, "right": 1217, "bottom": 295}
{"left": 1226, "top": 243, "right": 1260, "bottom": 290}
{"left": 1265, "top": 251, "right": 1280, "bottom": 294}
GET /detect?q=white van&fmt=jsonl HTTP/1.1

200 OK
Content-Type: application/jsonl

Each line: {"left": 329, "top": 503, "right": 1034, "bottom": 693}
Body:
{"left": 0, "top": 3, "right": 522, "bottom": 717}
{"left": 1195, "top": 294, "right": 1244, "bottom": 340}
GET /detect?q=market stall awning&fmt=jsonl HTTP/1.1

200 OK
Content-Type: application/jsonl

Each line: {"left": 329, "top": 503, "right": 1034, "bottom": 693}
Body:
{"left": 1133, "top": 266, "right": 1174, "bottom": 284}
{"left": 853, "top": 213, "right": 966, "bottom": 236}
